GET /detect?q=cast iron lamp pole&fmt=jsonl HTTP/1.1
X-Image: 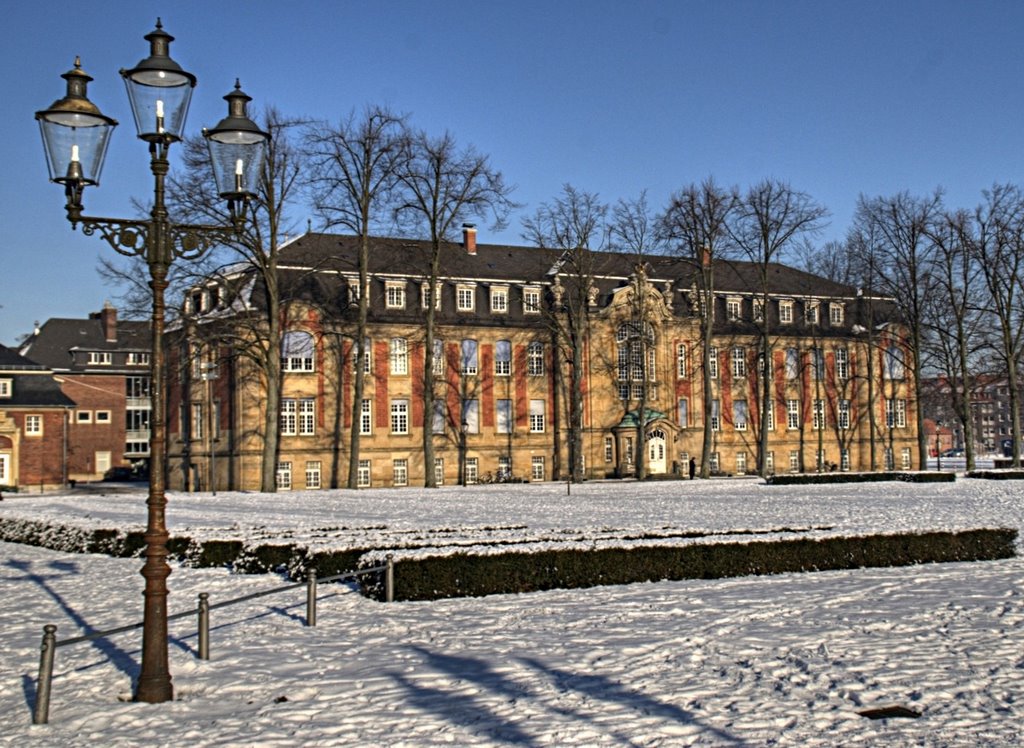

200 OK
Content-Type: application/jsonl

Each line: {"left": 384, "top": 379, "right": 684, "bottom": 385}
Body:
{"left": 35, "top": 20, "right": 268, "bottom": 704}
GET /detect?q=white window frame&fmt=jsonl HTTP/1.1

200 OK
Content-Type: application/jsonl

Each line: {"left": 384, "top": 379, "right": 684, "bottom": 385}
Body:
{"left": 390, "top": 338, "right": 408, "bottom": 376}
{"left": 708, "top": 347, "right": 718, "bottom": 379}
{"left": 421, "top": 282, "right": 442, "bottom": 310}
{"left": 385, "top": 281, "right": 406, "bottom": 309}
{"left": 676, "top": 344, "right": 687, "bottom": 378}
{"left": 835, "top": 347, "right": 848, "bottom": 380}
{"left": 812, "top": 399, "right": 825, "bottom": 430}
{"left": 523, "top": 287, "right": 541, "bottom": 314}
{"left": 0, "top": 379, "right": 10, "bottom": 398}
{"left": 299, "top": 398, "right": 315, "bottom": 436}
{"left": 527, "top": 342, "right": 544, "bottom": 376}
{"left": 76, "top": 410, "right": 92, "bottom": 424}
{"left": 787, "top": 399, "right": 800, "bottom": 430}
{"left": 735, "top": 451, "right": 747, "bottom": 475}
{"left": 432, "top": 339, "right": 445, "bottom": 376}
{"left": 677, "top": 398, "right": 689, "bottom": 429}
{"left": 25, "top": 414, "right": 43, "bottom": 436}
{"left": 733, "top": 400, "right": 748, "bottom": 431}
{"left": 358, "top": 459, "right": 371, "bottom": 487}
{"left": 391, "top": 399, "right": 409, "bottom": 435}
{"left": 276, "top": 461, "right": 292, "bottom": 490}
{"left": 711, "top": 399, "right": 720, "bottom": 432}
{"left": 461, "top": 339, "right": 478, "bottom": 375}
{"left": 726, "top": 296, "right": 742, "bottom": 321}
{"left": 731, "top": 347, "right": 746, "bottom": 378}
{"left": 490, "top": 286, "right": 509, "bottom": 314}
{"left": 830, "top": 303, "right": 844, "bottom": 325}
{"left": 305, "top": 461, "right": 322, "bottom": 489}
{"left": 494, "top": 340, "right": 511, "bottom": 376}
{"left": 456, "top": 284, "right": 476, "bottom": 312}
{"left": 496, "top": 399, "right": 512, "bottom": 434}
{"left": 779, "top": 299, "right": 794, "bottom": 324}
{"left": 434, "top": 457, "right": 445, "bottom": 486}
{"left": 393, "top": 458, "right": 408, "bottom": 487}
{"left": 529, "top": 399, "right": 545, "bottom": 433}
{"left": 785, "top": 348, "right": 799, "bottom": 380}
{"left": 359, "top": 398, "right": 372, "bottom": 435}
{"left": 282, "top": 331, "right": 315, "bottom": 373}
{"left": 281, "top": 399, "right": 297, "bottom": 436}
{"left": 531, "top": 456, "right": 545, "bottom": 481}
{"left": 838, "top": 399, "right": 851, "bottom": 430}
{"left": 805, "top": 301, "right": 820, "bottom": 325}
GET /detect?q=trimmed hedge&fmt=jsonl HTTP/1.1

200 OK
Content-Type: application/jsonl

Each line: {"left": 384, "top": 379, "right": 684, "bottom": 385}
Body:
{"left": 767, "top": 471, "right": 955, "bottom": 486}
{"left": 363, "top": 528, "right": 1017, "bottom": 602}
{"left": 967, "top": 470, "right": 1024, "bottom": 480}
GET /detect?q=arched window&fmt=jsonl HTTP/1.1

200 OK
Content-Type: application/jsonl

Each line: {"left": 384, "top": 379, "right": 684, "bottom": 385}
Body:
{"left": 616, "top": 322, "right": 656, "bottom": 399}
{"left": 282, "top": 331, "right": 315, "bottom": 372}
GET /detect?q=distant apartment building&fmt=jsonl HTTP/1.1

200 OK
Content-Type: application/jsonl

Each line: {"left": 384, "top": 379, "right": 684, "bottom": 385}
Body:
{"left": 922, "top": 374, "right": 1024, "bottom": 455}
{"left": 166, "top": 230, "right": 919, "bottom": 491}
{"left": 18, "top": 304, "right": 152, "bottom": 481}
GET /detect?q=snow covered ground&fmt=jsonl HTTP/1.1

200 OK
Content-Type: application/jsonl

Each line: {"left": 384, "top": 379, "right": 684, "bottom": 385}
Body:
{"left": 1, "top": 478, "right": 1022, "bottom": 745}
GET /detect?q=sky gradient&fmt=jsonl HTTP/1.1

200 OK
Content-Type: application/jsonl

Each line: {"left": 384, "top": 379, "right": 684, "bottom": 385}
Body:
{"left": 3, "top": 0, "right": 1023, "bottom": 344}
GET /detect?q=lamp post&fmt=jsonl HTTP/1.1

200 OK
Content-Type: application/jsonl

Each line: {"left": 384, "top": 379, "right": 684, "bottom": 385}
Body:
{"left": 36, "top": 20, "right": 268, "bottom": 704}
{"left": 200, "top": 361, "right": 219, "bottom": 494}
{"left": 459, "top": 419, "right": 469, "bottom": 486}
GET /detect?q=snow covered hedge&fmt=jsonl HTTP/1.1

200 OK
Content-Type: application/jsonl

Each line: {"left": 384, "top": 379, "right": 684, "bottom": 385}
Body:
{"left": 766, "top": 471, "right": 956, "bottom": 485}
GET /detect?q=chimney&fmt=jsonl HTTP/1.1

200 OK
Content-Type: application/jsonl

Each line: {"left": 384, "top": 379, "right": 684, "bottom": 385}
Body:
{"left": 100, "top": 301, "right": 117, "bottom": 342}
{"left": 701, "top": 245, "right": 711, "bottom": 268}
{"left": 463, "top": 223, "right": 477, "bottom": 255}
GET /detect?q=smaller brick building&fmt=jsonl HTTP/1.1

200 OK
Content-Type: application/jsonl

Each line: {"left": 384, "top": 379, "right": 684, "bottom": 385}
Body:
{"left": 0, "top": 343, "right": 75, "bottom": 490}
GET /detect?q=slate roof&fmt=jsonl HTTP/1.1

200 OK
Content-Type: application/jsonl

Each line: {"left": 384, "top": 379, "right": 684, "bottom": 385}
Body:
{"left": 18, "top": 315, "right": 151, "bottom": 373}
{"left": 0, "top": 343, "right": 75, "bottom": 408}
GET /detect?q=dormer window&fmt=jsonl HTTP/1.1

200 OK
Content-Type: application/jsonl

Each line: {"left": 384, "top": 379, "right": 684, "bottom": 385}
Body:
{"left": 805, "top": 301, "right": 820, "bottom": 325}
{"left": 0, "top": 378, "right": 11, "bottom": 398}
{"left": 830, "top": 302, "right": 844, "bottom": 325}
{"left": 726, "top": 296, "right": 742, "bottom": 321}
{"left": 421, "top": 282, "right": 441, "bottom": 310}
{"left": 523, "top": 286, "right": 541, "bottom": 314}
{"left": 779, "top": 299, "right": 794, "bottom": 324}
{"left": 490, "top": 286, "right": 509, "bottom": 314}
{"left": 456, "top": 284, "right": 476, "bottom": 312}
{"left": 385, "top": 281, "right": 406, "bottom": 309}
{"left": 88, "top": 352, "right": 112, "bottom": 365}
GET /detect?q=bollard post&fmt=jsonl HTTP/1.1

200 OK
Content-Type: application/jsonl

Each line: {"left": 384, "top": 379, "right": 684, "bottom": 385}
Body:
{"left": 33, "top": 624, "right": 57, "bottom": 725}
{"left": 306, "top": 569, "right": 317, "bottom": 627}
{"left": 385, "top": 554, "right": 394, "bottom": 603}
{"left": 198, "top": 593, "right": 210, "bottom": 660}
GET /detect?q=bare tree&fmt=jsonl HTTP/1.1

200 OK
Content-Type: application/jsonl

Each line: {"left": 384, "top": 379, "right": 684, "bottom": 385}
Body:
{"left": 395, "top": 129, "right": 515, "bottom": 487}
{"left": 853, "top": 190, "right": 942, "bottom": 469}
{"left": 657, "top": 177, "right": 735, "bottom": 478}
{"left": 304, "top": 106, "right": 408, "bottom": 488}
{"left": 729, "top": 178, "right": 828, "bottom": 476}
{"left": 168, "top": 107, "right": 306, "bottom": 492}
{"left": 522, "top": 185, "right": 608, "bottom": 483}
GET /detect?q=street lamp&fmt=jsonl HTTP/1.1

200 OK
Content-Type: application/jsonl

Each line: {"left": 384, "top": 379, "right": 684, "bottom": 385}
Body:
{"left": 36, "top": 19, "right": 268, "bottom": 704}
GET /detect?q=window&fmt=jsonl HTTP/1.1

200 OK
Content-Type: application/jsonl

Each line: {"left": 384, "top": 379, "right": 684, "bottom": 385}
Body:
{"left": 711, "top": 399, "right": 720, "bottom": 431}
{"left": 735, "top": 452, "right": 747, "bottom": 475}
{"left": 353, "top": 338, "right": 372, "bottom": 374}
{"left": 390, "top": 338, "right": 408, "bottom": 375}
{"left": 731, "top": 347, "right": 746, "bottom": 378}
{"left": 901, "top": 447, "right": 912, "bottom": 470}
{"left": 708, "top": 347, "right": 719, "bottom": 379}
{"left": 805, "top": 301, "right": 819, "bottom": 325}
{"left": 885, "top": 399, "right": 907, "bottom": 428}
{"left": 0, "top": 379, "right": 10, "bottom": 398}
{"left": 456, "top": 284, "right": 476, "bottom": 312}
{"left": 677, "top": 398, "right": 689, "bottom": 428}
{"left": 95, "top": 410, "right": 111, "bottom": 424}
{"left": 434, "top": 458, "right": 445, "bottom": 486}
{"left": 461, "top": 339, "right": 478, "bottom": 375}
{"left": 726, "top": 296, "right": 741, "bottom": 320}
{"left": 496, "top": 399, "right": 512, "bottom": 434}
{"left": 766, "top": 451, "right": 775, "bottom": 473}
{"left": 282, "top": 331, "right": 315, "bottom": 372}
{"left": 811, "top": 348, "right": 824, "bottom": 381}
{"left": 527, "top": 342, "right": 544, "bottom": 376}
{"left": 812, "top": 399, "right": 825, "bottom": 430}
{"left": 840, "top": 449, "right": 850, "bottom": 472}
{"left": 789, "top": 450, "right": 800, "bottom": 472}
{"left": 385, "top": 281, "right": 406, "bottom": 309}
{"left": 757, "top": 351, "right": 772, "bottom": 378}
{"left": 276, "top": 462, "right": 292, "bottom": 490}
{"left": 753, "top": 298, "right": 765, "bottom": 323}
{"left": 192, "top": 403, "right": 203, "bottom": 440}
{"left": 733, "top": 400, "right": 748, "bottom": 431}
{"left": 25, "top": 415, "right": 42, "bottom": 436}
{"left": 883, "top": 448, "right": 894, "bottom": 470}
{"left": 785, "top": 348, "right": 799, "bottom": 380}
{"left": 709, "top": 452, "right": 720, "bottom": 473}
{"left": 490, "top": 286, "right": 509, "bottom": 313}
{"left": 787, "top": 399, "right": 800, "bottom": 430}
{"left": 625, "top": 437, "right": 634, "bottom": 465}
{"left": 127, "top": 352, "right": 150, "bottom": 366}
{"left": 604, "top": 437, "right": 614, "bottom": 463}
{"left": 432, "top": 339, "right": 445, "bottom": 376}
{"left": 299, "top": 399, "right": 315, "bottom": 435}
{"left": 357, "top": 460, "right": 371, "bottom": 487}
{"left": 838, "top": 399, "right": 851, "bottom": 430}
{"left": 466, "top": 457, "right": 479, "bottom": 485}
{"left": 281, "top": 399, "right": 296, "bottom": 435}
{"left": 393, "top": 459, "right": 408, "bottom": 487}
{"left": 523, "top": 287, "right": 541, "bottom": 314}
{"left": 765, "top": 399, "right": 775, "bottom": 431}
{"left": 616, "top": 323, "right": 656, "bottom": 386}
{"left": 884, "top": 346, "right": 906, "bottom": 380}
{"left": 531, "top": 456, "right": 545, "bottom": 481}
{"left": 462, "top": 400, "right": 479, "bottom": 434}
{"left": 830, "top": 303, "right": 844, "bottom": 325}
{"left": 835, "top": 348, "right": 848, "bottom": 380}
{"left": 495, "top": 340, "right": 511, "bottom": 376}
{"left": 529, "top": 399, "right": 545, "bottom": 433}
{"left": 432, "top": 400, "right": 446, "bottom": 434}
{"left": 498, "top": 455, "right": 511, "bottom": 479}
{"left": 76, "top": 411, "right": 92, "bottom": 424}
{"left": 305, "top": 461, "right": 322, "bottom": 489}
{"left": 421, "top": 282, "right": 442, "bottom": 310}
{"left": 391, "top": 399, "right": 409, "bottom": 434}
{"left": 360, "top": 399, "right": 372, "bottom": 435}
{"left": 676, "top": 344, "right": 687, "bottom": 378}
{"left": 779, "top": 300, "right": 794, "bottom": 324}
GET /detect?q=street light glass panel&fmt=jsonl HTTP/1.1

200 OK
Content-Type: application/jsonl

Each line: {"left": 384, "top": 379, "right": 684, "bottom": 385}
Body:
{"left": 36, "top": 60, "right": 117, "bottom": 185}
{"left": 121, "top": 21, "right": 196, "bottom": 142}
{"left": 204, "top": 83, "right": 269, "bottom": 200}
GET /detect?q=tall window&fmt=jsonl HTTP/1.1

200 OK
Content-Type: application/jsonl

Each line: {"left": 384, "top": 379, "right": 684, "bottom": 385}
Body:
{"left": 353, "top": 338, "right": 371, "bottom": 373}
{"left": 711, "top": 399, "right": 720, "bottom": 431}
{"left": 358, "top": 459, "right": 371, "bottom": 487}
{"left": 282, "top": 331, "right": 315, "bottom": 372}
{"left": 305, "top": 461, "right": 322, "bottom": 489}
{"left": 812, "top": 399, "right": 825, "bottom": 430}
{"left": 531, "top": 456, "right": 545, "bottom": 481}
{"left": 463, "top": 400, "right": 479, "bottom": 433}
{"left": 764, "top": 399, "right": 775, "bottom": 431}
{"left": 616, "top": 323, "right": 656, "bottom": 387}
{"left": 733, "top": 400, "right": 748, "bottom": 431}
{"left": 461, "top": 339, "right": 478, "bottom": 375}
{"left": 192, "top": 403, "right": 203, "bottom": 440}
{"left": 785, "top": 347, "right": 799, "bottom": 379}
{"left": 604, "top": 437, "right": 614, "bottom": 463}
{"left": 391, "top": 399, "right": 409, "bottom": 434}
{"left": 496, "top": 399, "right": 512, "bottom": 434}
{"left": 432, "top": 339, "right": 445, "bottom": 376}
{"left": 281, "top": 399, "right": 297, "bottom": 435}
{"left": 731, "top": 347, "right": 746, "bottom": 378}
{"left": 735, "top": 452, "right": 747, "bottom": 475}
{"left": 786, "top": 399, "right": 800, "bottom": 430}
{"left": 529, "top": 399, "right": 545, "bottom": 433}
{"left": 838, "top": 399, "right": 851, "bottom": 430}
{"left": 359, "top": 399, "right": 372, "bottom": 435}
{"left": 830, "top": 303, "right": 844, "bottom": 325}
{"left": 299, "top": 399, "right": 315, "bottom": 435}
{"left": 432, "top": 400, "right": 446, "bottom": 434}
{"left": 495, "top": 340, "right": 511, "bottom": 376}
{"left": 434, "top": 458, "right": 445, "bottom": 486}
{"left": 708, "top": 347, "right": 719, "bottom": 379}
{"left": 390, "top": 338, "right": 408, "bottom": 375}
{"left": 886, "top": 398, "right": 907, "bottom": 428}
{"left": 676, "top": 344, "right": 687, "bottom": 378}
{"left": 789, "top": 450, "right": 800, "bottom": 472}
{"left": 811, "top": 348, "right": 825, "bottom": 381}
{"left": 884, "top": 345, "right": 906, "bottom": 380}
{"left": 276, "top": 462, "right": 292, "bottom": 490}
{"left": 677, "top": 398, "right": 689, "bottom": 428}
{"left": 393, "top": 459, "right": 408, "bottom": 487}
{"left": 835, "top": 348, "right": 848, "bottom": 380}
{"left": 527, "top": 342, "right": 544, "bottom": 376}
{"left": 753, "top": 297, "right": 765, "bottom": 322}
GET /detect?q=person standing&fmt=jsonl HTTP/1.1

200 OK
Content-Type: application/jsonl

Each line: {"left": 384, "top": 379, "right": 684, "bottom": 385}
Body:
{"left": 689, "top": 457, "right": 697, "bottom": 480}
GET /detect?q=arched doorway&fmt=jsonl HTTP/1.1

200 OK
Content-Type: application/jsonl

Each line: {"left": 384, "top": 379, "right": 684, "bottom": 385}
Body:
{"left": 647, "top": 428, "right": 667, "bottom": 474}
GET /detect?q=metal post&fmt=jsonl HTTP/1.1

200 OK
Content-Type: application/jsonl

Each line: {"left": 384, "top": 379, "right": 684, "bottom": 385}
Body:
{"left": 198, "top": 593, "right": 209, "bottom": 660}
{"left": 33, "top": 624, "right": 57, "bottom": 725}
{"left": 385, "top": 554, "right": 395, "bottom": 603}
{"left": 306, "top": 569, "right": 317, "bottom": 627}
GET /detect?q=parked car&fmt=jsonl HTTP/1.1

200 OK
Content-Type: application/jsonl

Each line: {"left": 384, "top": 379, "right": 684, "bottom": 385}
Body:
{"left": 942, "top": 449, "right": 964, "bottom": 458}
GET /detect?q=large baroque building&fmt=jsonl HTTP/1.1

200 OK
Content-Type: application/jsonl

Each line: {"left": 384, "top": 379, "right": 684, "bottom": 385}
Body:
{"left": 167, "top": 228, "right": 918, "bottom": 490}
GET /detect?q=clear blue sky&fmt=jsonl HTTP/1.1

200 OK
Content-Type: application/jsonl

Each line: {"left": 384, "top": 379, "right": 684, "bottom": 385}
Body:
{"left": 3, "top": 0, "right": 1024, "bottom": 345}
